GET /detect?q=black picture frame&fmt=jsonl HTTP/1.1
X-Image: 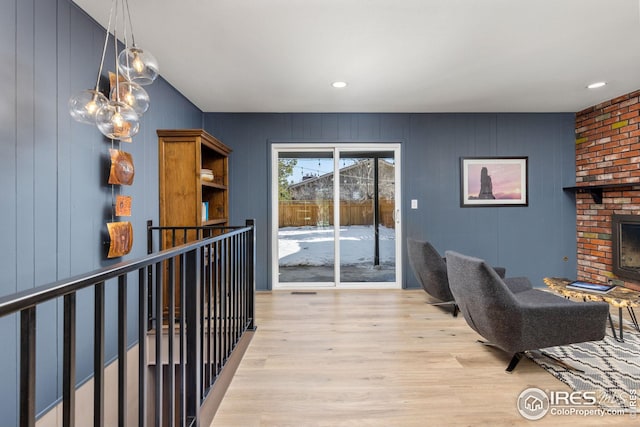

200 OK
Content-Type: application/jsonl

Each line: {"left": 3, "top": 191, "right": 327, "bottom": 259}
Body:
{"left": 460, "top": 157, "right": 528, "bottom": 207}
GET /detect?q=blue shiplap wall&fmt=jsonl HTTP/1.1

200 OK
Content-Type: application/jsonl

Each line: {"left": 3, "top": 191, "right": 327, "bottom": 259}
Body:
{"left": 203, "top": 113, "right": 577, "bottom": 291}
{"left": 0, "top": 0, "right": 202, "bottom": 423}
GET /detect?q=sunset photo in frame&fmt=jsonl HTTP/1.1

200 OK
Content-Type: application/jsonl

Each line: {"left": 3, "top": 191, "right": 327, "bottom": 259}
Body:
{"left": 460, "top": 157, "right": 528, "bottom": 207}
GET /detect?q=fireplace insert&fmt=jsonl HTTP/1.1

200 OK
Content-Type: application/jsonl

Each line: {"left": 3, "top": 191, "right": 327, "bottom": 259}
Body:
{"left": 612, "top": 214, "right": 640, "bottom": 282}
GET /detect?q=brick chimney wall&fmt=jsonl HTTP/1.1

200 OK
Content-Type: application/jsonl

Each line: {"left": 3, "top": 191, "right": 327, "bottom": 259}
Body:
{"left": 575, "top": 90, "right": 640, "bottom": 291}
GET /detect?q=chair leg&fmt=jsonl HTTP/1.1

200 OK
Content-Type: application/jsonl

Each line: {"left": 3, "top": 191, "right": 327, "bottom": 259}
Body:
{"left": 428, "top": 300, "right": 455, "bottom": 306}
{"left": 428, "top": 300, "right": 459, "bottom": 317}
{"left": 476, "top": 344, "right": 584, "bottom": 373}
{"left": 506, "top": 353, "right": 523, "bottom": 373}
{"left": 530, "top": 350, "right": 585, "bottom": 373}
{"left": 475, "top": 343, "right": 524, "bottom": 373}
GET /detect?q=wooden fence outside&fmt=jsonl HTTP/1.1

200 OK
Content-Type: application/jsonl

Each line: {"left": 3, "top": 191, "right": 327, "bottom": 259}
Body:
{"left": 279, "top": 200, "right": 395, "bottom": 228}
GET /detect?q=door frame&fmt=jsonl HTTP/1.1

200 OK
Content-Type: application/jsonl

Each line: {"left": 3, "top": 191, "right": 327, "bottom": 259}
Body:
{"left": 271, "top": 143, "right": 402, "bottom": 290}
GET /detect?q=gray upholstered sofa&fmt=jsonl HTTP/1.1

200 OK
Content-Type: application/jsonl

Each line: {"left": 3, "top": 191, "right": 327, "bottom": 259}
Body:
{"left": 444, "top": 250, "right": 609, "bottom": 372}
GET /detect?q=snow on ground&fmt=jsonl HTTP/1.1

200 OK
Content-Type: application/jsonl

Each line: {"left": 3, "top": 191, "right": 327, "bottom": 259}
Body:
{"left": 278, "top": 225, "right": 396, "bottom": 266}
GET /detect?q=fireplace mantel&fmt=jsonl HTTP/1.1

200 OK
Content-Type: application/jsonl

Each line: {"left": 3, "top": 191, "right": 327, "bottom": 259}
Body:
{"left": 563, "top": 183, "right": 640, "bottom": 204}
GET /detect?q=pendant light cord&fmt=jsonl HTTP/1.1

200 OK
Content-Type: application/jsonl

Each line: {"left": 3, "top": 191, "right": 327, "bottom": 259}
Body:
{"left": 94, "top": 0, "right": 116, "bottom": 93}
{"left": 113, "top": 0, "right": 120, "bottom": 97}
{"left": 124, "top": 0, "right": 137, "bottom": 47}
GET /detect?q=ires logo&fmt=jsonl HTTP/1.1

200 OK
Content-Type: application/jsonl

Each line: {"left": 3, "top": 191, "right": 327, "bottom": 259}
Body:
{"left": 519, "top": 387, "right": 633, "bottom": 419}
{"left": 518, "top": 388, "right": 600, "bottom": 420}
{"left": 518, "top": 388, "right": 550, "bottom": 420}
{"left": 549, "top": 391, "right": 597, "bottom": 406}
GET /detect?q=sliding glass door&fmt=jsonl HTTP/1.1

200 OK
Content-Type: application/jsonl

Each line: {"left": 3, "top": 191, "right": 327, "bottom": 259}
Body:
{"left": 338, "top": 151, "right": 397, "bottom": 283}
{"left": 276, "top": 150, "right": 335, "bottom": 283}
{"left": 272, "top": 144, "right": 401, "bottom": 289}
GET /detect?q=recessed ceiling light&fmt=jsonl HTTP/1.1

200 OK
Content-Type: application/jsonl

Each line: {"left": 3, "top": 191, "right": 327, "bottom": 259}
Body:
{"left": 587, "top": 81, "right": 607, "bottom": 89}
{"left": 332, "top": 81, "right": 347, "bottom": 88}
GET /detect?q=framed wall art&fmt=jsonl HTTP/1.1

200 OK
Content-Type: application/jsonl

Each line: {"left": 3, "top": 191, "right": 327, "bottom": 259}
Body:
{"left": 460, "top": 157, "right": 528, "bottom": 207}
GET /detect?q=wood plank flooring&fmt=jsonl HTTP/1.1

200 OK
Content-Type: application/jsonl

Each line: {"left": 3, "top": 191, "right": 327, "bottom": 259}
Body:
{"left": 211, "top": 290, "right": 634, "bottom": 426}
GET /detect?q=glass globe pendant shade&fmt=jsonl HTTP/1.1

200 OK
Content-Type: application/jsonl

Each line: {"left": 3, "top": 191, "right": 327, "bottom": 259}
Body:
{"left": 95, "top": 101, "right": 140, "bottom": 140}
{"left": 111, "top": 81, "right": 150, "bottom": 116}
{"left": 118, "top": 47, "right": 159, "bottom": 85}
{"left": 68, "top": 90, "right": 109, "bottom": 124}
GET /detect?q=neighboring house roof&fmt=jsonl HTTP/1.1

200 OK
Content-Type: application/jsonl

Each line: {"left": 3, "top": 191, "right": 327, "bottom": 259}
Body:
{"left": 287, "top": 160, "right": 395, "bottom": 201}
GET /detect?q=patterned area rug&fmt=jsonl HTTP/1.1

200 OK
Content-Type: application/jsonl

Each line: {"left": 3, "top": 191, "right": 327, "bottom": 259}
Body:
{"left": 527, "top": 329, "right": 640, "bottom": 412}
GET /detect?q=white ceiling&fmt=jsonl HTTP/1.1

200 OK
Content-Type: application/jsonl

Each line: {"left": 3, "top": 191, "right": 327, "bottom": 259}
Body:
{"left": 72, "top": 0, "right": 640, "bottom": 113}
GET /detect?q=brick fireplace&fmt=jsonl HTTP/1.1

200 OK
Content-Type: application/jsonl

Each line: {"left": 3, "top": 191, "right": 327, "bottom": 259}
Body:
{"left": 574, "top": 90, "right": 640, "bottom": 292}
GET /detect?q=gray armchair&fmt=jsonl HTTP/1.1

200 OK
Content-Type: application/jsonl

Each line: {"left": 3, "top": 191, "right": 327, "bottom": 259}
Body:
{"left": 407, "top": 239, "right": 507, "bottom": 316}
{"left": 444, "top": 250, "right": 609, "bottom": 372}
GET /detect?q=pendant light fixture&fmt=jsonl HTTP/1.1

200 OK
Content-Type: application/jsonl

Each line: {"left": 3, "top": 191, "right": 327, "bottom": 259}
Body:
{"left": 68, "top": 89, "right": 109, "bottom": 125}
{"left": 111, "top": 80, "right": 150, "bottom": 115}
{"left": 68, "top": 0, "right": 157, "bottom": 140}
{"left": 119, "top": 47, "right": 159, "bottom": 85}
{"left": 95, "top": 101, "right": 140, "bottom": 139}
{"left": 94, "top": 0, "right": 139, "bottom": 141}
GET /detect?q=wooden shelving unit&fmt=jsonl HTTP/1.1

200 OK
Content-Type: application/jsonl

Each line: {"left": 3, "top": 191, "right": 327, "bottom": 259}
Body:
{"left": 157, "top": 129, "right": 231, "bottom": 314}
{"left": 158, "top": 129, "right": 231, "bottom": 232}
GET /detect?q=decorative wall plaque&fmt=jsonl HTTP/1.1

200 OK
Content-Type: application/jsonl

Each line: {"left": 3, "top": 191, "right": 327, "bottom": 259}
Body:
{"left": 107, "top": 221, "right": 133, "bottom": 258}
{"left": 115, "top": 195, "right": 132, "bottom": 217}
{"left": 108, "top": 149, "right": 135, "bottom": 185}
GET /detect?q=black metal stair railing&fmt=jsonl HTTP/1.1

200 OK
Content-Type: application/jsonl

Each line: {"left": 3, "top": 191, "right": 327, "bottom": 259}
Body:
{"left": 0, "top": 219, "right": 255, "bottom": 427}
{"left": 146, "top": 220, "right": 258, "bottom": 424}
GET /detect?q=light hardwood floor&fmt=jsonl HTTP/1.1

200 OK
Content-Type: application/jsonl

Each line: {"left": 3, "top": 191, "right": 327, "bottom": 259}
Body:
{"left": 211, "top": 290, "right": 635, "bottom": 426}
